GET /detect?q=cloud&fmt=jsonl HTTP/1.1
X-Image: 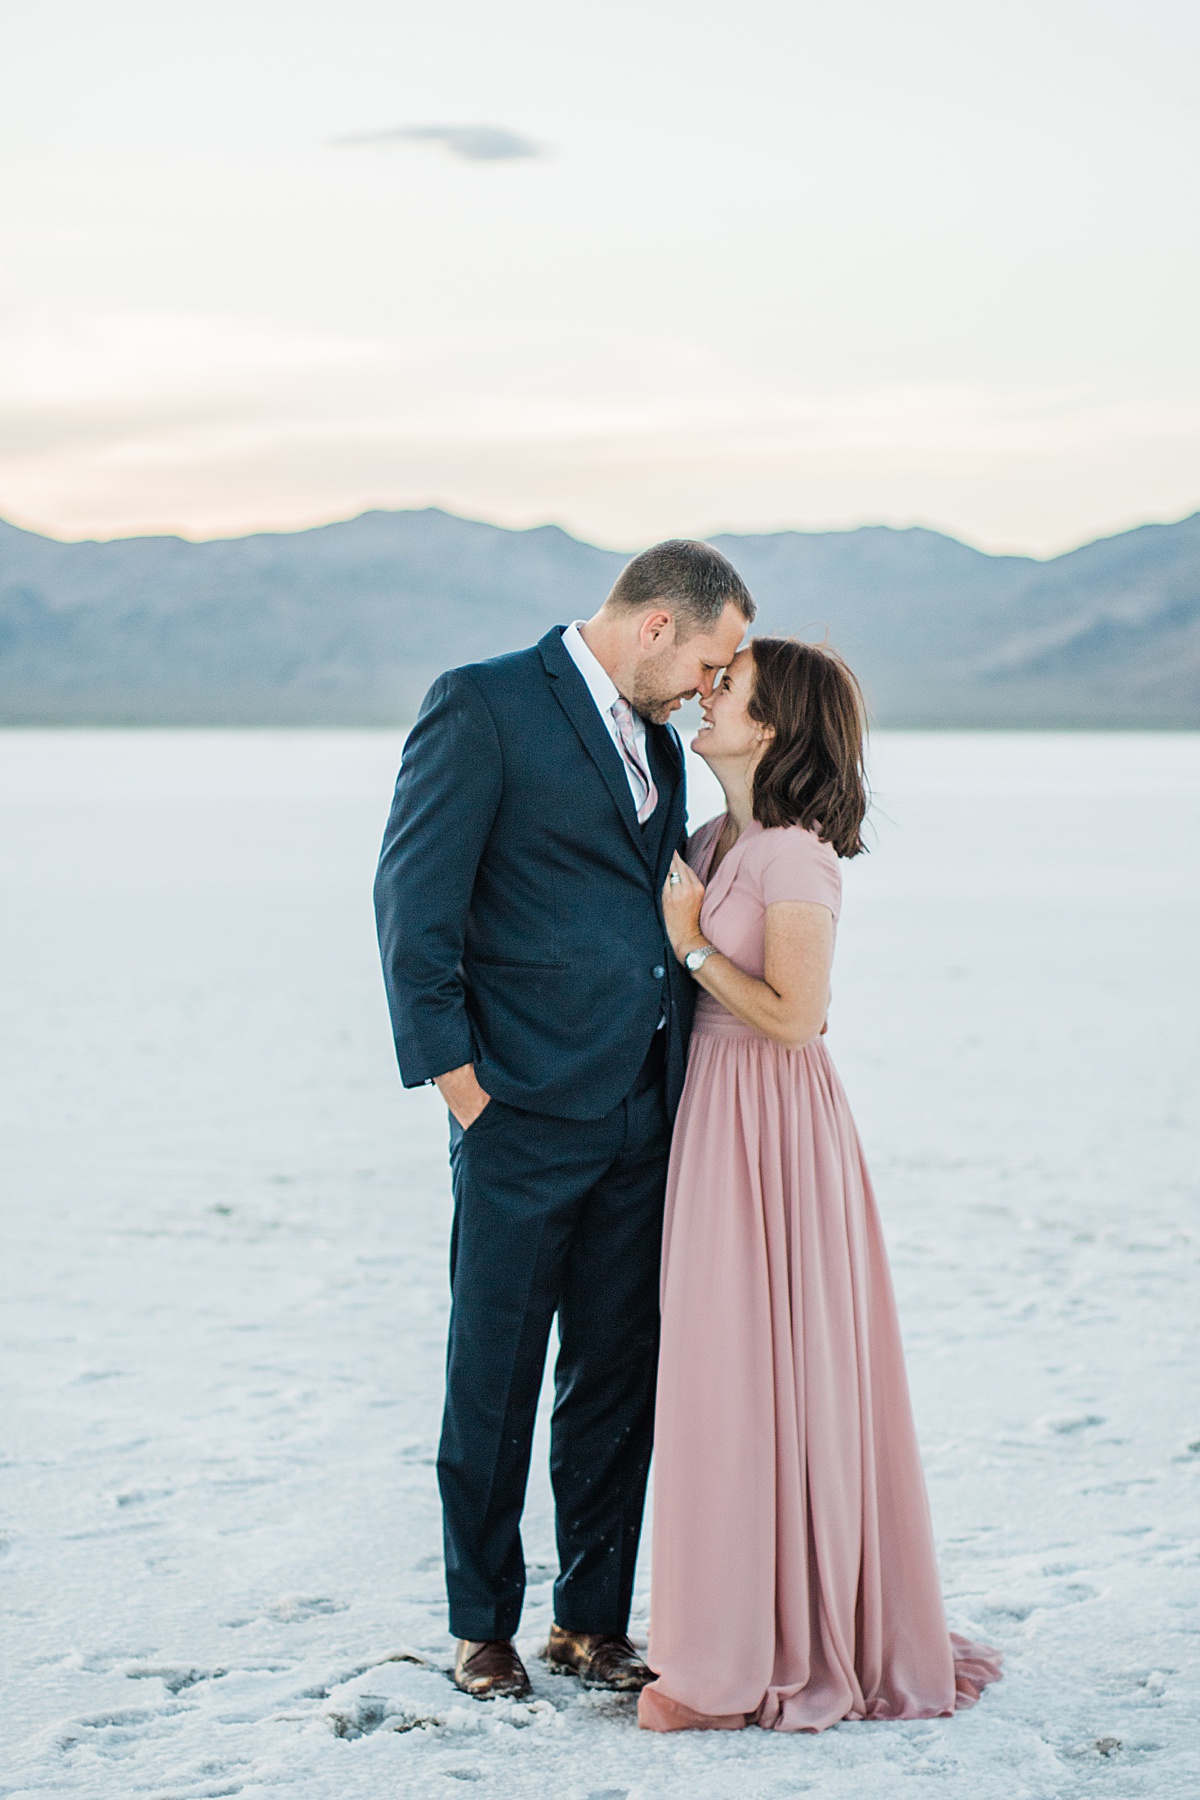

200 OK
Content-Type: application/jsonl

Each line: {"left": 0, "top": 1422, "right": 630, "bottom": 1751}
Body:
{"left": 330, "top": 124, "right": 545, "bottom": 162}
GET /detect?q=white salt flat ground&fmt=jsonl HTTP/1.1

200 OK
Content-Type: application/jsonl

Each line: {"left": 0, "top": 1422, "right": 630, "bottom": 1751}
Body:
{"left": 2, "top": 728, "right": 1199, "bottom": 1800}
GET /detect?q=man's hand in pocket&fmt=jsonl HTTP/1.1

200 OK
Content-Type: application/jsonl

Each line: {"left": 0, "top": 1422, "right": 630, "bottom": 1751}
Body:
{"left": 435, "top": 1063, "right": 492, "bottom": 1129}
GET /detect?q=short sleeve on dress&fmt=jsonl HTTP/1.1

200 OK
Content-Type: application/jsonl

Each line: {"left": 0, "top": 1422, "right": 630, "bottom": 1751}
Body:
{"left": 757, "top": 826, "right": 842, "bottom": 919}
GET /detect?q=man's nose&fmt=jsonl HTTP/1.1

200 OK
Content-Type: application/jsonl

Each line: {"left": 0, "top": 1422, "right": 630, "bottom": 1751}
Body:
{"left": 695, "top": 670, "right": 717, "bottom": 698}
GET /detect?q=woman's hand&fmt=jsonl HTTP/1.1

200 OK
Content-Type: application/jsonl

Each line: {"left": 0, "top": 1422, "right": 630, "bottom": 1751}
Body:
{"left": 662, "top": 851, "right": 708, "bottom": 962}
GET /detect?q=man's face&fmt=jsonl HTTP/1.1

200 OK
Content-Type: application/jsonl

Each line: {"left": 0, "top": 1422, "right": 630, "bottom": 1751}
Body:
{"left": 629, "top": 601, "right": 749, "bottom": 725}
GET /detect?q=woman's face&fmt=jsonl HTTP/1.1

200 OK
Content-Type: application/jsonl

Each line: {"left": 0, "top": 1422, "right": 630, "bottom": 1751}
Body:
{"left": 692, "top": 647, "right": 770, "bottom": 765}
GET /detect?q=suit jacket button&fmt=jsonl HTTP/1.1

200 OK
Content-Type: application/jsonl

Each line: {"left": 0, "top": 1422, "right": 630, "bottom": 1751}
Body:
{"left": 652, "top": 964, "right": 666, "bottom": 979}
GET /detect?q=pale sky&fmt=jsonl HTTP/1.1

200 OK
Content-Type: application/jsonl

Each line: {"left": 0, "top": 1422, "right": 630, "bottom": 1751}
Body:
{"left": 2, "top": 0, "right": 1198, "bottom": 552}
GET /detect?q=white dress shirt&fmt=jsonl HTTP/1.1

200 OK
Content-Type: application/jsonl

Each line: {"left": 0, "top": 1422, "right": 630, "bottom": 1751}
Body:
{"left": 560, "top": 620, "right": 651, "bottom": 809}
{"left": 562, "top": 621, "right": 667, "bottom": 1030}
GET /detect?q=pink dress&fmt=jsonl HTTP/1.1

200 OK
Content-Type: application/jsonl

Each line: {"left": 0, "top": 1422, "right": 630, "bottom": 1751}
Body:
{"left": 639, "top": 817, "right": 1001, "bottom": 1733}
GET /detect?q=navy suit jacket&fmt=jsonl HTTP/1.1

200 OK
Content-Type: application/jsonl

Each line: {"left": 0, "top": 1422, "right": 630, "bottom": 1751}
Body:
{"left": 374, "top": 626, "right": 695, "bottom": 1120}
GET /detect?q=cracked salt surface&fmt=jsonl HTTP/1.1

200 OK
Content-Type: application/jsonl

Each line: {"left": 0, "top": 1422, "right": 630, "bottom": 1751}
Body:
{"left": 2, "top": 727, "right": 1199, "bottom": 1799}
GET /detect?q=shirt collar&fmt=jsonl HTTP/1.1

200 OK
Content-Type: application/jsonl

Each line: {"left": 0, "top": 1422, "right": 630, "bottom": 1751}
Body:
{"left": 561, "top": 619, "right": 621, "bottom": 717}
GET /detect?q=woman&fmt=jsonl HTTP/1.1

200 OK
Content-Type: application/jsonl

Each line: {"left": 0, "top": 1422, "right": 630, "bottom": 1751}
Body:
{"left": 639, "top": 638, "right": 1001, "bottom": 1733}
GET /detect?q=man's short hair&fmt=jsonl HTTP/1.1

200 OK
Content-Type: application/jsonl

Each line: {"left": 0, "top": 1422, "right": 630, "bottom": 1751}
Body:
{"left": 605, "top": 540, "right": 756, "bottom": 634}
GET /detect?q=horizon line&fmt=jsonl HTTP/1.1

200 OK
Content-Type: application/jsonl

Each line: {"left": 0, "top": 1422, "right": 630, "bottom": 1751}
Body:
{"left": 2, "top": 501, "right": 1197, "bottom": 565}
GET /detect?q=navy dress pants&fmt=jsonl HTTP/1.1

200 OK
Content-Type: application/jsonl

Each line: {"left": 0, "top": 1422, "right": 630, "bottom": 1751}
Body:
{"left": 439, "top": 1056, "right": 670, "bottom": 1643}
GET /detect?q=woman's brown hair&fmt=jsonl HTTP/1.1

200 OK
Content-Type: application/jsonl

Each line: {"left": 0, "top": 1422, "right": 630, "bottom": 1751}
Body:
{"left": 747, "top": 637, "right": 869, "bottom": 857}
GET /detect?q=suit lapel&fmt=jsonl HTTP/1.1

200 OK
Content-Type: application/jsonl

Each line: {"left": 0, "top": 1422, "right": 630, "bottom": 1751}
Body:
{"left": 646, "top": 722, "right": 685, "bottom": 881}
{"left": 646, "top": 719, "right": 683, "bottom": 798}
{"left": 538, "top": 627, "right": 650, "bottom": 860}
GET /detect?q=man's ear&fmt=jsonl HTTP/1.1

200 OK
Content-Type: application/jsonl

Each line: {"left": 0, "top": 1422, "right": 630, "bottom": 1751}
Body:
{"left": 638, "top": 608, "right": 675, "bottom": 649}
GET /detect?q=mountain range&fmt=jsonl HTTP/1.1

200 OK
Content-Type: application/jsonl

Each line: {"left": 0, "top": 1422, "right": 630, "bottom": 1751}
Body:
{"left": 1, "top": 506, "right": 1197, "bottom": 727}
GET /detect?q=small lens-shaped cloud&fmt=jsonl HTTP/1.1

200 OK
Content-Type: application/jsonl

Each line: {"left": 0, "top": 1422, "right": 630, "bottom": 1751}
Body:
{"left": 331, "top": 123, "right": 545, "bottom": 161}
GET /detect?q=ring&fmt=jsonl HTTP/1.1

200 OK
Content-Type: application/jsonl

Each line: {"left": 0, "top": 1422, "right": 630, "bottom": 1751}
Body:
{"left": 668, "top": 871, "right": 681, "bottom": 886}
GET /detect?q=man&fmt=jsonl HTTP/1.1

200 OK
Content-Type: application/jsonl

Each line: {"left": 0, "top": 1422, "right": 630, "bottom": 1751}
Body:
{"left": 374, "top": 540, "right": 754, "bottom": 1699}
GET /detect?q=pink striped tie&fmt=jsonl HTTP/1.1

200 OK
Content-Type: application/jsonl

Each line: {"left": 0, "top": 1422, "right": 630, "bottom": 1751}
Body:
{"left": 610, "top": 696, "right": 658, "bottom": 823}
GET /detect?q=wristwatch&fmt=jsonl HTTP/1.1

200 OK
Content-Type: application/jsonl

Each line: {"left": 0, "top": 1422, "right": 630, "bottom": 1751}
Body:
{"left": 685, "top": 943, "right": 719, "bottom": 974}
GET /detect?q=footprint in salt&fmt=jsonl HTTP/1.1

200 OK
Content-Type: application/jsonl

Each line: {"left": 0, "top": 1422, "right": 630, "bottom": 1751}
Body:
{"left": 267, "top": 1594, "right": 348, "bottom": 1621}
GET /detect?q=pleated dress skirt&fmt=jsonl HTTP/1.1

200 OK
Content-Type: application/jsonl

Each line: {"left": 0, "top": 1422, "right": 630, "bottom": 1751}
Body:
{"left": 639, "top": 997, "right": 1001, "bottom": 1732}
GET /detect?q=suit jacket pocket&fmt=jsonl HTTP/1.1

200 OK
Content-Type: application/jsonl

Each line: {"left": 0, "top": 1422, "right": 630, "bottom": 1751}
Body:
{"left": 471, "top": 957, "right": 568, "bottom": 970}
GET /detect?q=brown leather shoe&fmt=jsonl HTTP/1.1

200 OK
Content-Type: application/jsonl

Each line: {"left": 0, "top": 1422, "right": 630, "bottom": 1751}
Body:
{"left": 541, "top": 1622, "right": 654, "bottom": 1691}
{"left": 452, "top": 1638, "right": 533, "bottom": 1699}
